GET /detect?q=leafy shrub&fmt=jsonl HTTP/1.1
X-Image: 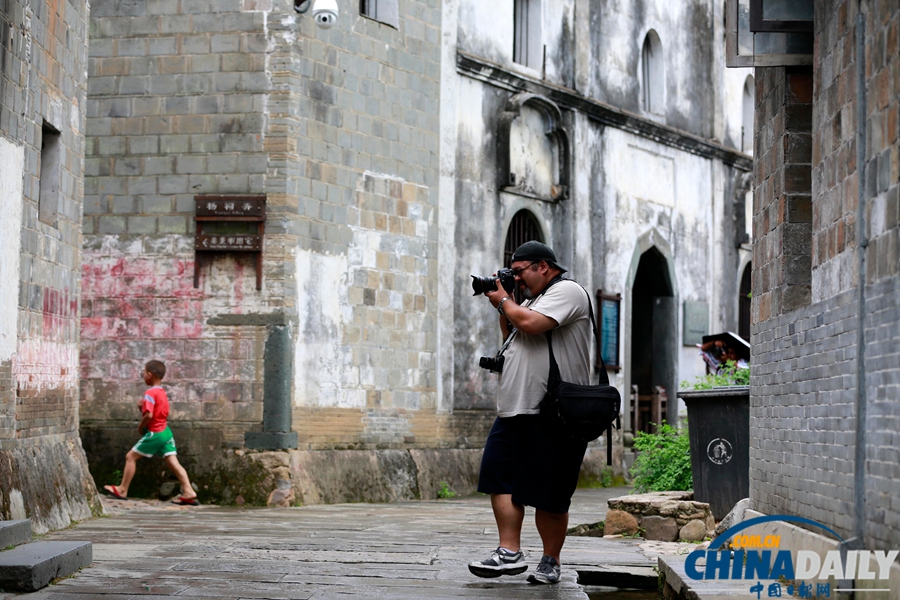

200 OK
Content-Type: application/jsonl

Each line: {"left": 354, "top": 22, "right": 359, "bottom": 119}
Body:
{"left": 629, "top": 422, "right": 692, "bottom": 493}
{"left": 681, "top": 360, "right": 749, "bottom": 390}
{"left": 437, "top": 481, "right": 457, "bottom": 499}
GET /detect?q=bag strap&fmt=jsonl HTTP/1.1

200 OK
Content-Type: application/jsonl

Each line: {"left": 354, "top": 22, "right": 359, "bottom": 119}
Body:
{"left": 544, "top": 282, "right": 619, "bottom": 465}
{"left": 544, "top": 282, "right": 609, "bottom": 386}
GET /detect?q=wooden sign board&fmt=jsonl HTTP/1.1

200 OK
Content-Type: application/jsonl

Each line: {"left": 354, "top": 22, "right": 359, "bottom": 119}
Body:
{"left": 195, "top": 196, "right": 266, "bottom": 219}
{"left": 195, "top": 234, "right": 262, "bottom": 252}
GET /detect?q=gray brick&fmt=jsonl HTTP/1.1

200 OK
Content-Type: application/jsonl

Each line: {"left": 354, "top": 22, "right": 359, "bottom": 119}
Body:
{"left": 127, "top": 176, "right": 157, "bottom": 195}
{"left": 147, "top": 37, "right": 177, "bottom": 56}
{"left": 111, "top": 197, "right": 136, "bottom": 214}
{"left": 156, "top": 216, "right": 187, "bottom": 234}
{"left": 159, "top": 176, "right": 189, "bottom": 195}
{"left": 117, "top": 38, "right": 146, "bottom": 57}
{"left": 141, "top": 197, "right": 173, "bottom": 213}
{"left": 181, "top": 35, "right": 212, "bottom": 55}
{"left": 127, "top": 216, "right": 157, "bottom": 233}
{"left": 159, "top": 15, "right": 193, "bottom": 34}
{"left": 143, "top": 156, "right": 174, "bottom": 175}
{"left": 97, "top": 216, "right": 127, "bottom": 234}
{"left": 210, "top": 34, "right": 241, "bottom": 54}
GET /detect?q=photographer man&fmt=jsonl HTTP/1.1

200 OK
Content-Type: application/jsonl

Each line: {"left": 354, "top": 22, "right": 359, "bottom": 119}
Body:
{"left": 468, "top": 241, "right": 591, "bottom": 585}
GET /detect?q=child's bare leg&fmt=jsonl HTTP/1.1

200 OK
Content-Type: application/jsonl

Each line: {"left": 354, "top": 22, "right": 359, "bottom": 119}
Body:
{"left": 163, "top": 455, "right": 197, "bottom": 499}
{"left": 116, "top": 450, "right": 141, "bottom": 496}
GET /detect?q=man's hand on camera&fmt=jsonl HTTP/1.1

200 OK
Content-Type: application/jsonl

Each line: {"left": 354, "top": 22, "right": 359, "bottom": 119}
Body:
{"left": 484, "top": 278, "right": 509, "bottom": 309}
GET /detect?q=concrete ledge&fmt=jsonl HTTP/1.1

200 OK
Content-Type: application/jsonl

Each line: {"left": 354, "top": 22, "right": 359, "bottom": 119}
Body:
{"left": 0, "top": 541, "right": 92, "bottom": 592}
{"left": 0, "top": 521, "right": 31, "bottom": 549}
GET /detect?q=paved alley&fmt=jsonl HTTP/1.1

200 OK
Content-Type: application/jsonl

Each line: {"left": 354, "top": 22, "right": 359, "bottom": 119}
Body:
{"left": 2, "top": 487, "right": 683, "bottom": 600}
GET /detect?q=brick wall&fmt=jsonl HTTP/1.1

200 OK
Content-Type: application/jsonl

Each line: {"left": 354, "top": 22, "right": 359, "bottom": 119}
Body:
{"left": 0, "top": 0, "right": 102, "bottom": 530}
{"left": 81, "top": 0, "right": 461, "bottom": 464}
{"left": 750, "top": 0, "right": 900, "bottom": 547}
{"left": 82, "top": 0, "right": 292, "bottom": 447}
{"left": 751, "top": 67, "right": 813, "bottom": 323}
{"left": 858, "top": 0, "right": 900, "bottom": 549}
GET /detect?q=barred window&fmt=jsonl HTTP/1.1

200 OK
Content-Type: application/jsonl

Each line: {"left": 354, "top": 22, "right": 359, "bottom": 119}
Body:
{"left": 504, "top": 210, "right": 543, "bottom": 267}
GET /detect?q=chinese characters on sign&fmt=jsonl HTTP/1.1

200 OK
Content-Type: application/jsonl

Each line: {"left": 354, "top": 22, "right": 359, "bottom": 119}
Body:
{"left": 195, "top": 235, "right": 262, "bottom": 251}
{"left": 193, "top": 195, "right": 267, "bottom": 290}
{"left": 195, "top": 197, "right": 266, "bottom": 218}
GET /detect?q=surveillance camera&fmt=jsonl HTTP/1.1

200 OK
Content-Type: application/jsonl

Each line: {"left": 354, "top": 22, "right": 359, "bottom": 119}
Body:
{"left": 312, "top": 0, "right": 338, "bottom": 29}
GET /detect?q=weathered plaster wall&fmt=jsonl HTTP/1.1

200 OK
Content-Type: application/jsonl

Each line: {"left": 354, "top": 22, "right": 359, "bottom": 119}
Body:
{"left": 451, "top": 0, "right": 753, "bottom": 465}
{"left": 0, "top": 0, "right": 102, "bottom": 532}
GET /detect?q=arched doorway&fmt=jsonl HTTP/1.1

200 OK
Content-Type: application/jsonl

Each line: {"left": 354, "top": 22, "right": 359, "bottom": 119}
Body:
{"left": 630, "top": 246, "right": 676, "bottom": 433}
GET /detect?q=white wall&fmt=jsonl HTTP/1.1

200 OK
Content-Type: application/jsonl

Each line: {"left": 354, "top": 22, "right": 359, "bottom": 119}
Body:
{"left": 0, "top": 138, "right": 24, "bottom": 362}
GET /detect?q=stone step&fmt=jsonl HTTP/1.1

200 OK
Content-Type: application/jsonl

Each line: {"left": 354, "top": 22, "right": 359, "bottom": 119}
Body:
{"left": 0, "top": 520, "right": 32, "bottom": 549}
{"left": 0, "top": 541, "right": 92, "bottom": 592}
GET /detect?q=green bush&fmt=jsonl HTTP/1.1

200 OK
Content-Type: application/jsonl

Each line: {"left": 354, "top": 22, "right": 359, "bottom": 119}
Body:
{"left": 681, "top": 360, "right": 749, "bottom": 390}
{"left": 437, "top": 481, "right": 457, "bottom": 499}
{"left": 629, "top": 421, "right": 692, "bottom": 493}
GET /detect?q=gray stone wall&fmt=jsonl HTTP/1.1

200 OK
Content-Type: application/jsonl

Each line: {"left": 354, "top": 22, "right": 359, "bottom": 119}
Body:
{"left": 0, "top": 0, "right": 102, "bottom": 531}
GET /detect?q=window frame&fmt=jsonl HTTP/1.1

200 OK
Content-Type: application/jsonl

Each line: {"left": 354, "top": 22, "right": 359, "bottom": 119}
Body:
{"left": 359, "top": 0, "right": 399, "bottom": 29}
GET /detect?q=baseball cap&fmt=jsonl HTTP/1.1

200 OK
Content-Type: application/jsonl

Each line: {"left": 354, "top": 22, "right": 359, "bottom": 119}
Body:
{"left": 511, "top": 241, "right": 567, "bottom": 273}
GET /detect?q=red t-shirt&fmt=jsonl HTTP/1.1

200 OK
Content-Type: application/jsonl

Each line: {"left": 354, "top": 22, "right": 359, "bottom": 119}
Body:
{"left": 140, "top": 386, "right": 169, "bottom": 433}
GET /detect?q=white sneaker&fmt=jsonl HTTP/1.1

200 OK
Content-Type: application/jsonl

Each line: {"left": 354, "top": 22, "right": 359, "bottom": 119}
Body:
{"left": 467, "top": 547, "right": 528, "bottom": 578}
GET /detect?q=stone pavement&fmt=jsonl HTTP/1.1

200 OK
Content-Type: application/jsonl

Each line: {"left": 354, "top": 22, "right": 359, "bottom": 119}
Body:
{"left": 2, "top": 487, "right": 697, "bottom": 599}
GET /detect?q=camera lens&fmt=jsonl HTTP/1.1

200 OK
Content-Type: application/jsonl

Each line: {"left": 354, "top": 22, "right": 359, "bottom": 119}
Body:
{"left": 471, "top": 275, "right": 497, "bottom": 296}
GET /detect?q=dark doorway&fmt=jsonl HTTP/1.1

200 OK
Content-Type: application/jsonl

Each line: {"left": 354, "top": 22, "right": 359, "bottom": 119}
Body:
{"left": 630, "top": 247, "right": 676, "bottom": 432}
{"left": 738, "top": 263, "right": 751, "bottom": 341}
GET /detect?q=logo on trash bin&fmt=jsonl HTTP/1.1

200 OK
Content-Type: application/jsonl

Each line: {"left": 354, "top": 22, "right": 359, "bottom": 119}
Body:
{"left": 706, "top": 438, "right": 733, "bottom": 464}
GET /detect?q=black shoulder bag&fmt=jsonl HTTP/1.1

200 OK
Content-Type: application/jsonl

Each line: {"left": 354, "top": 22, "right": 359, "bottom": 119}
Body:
{"left": 541, "top": 285, "right": 621, "bottom": 465}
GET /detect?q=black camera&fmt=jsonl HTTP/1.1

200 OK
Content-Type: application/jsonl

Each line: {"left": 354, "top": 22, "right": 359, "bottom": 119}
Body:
{"left": 471, "top": 268, "right": 516, "bottom": 296}
{"left": 479, "top": 354, "right": 505, "bottom": 374}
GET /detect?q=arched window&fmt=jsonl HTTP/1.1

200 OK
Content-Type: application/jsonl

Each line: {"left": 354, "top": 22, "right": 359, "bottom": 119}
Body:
{"left": 641, "top": 30, "right": 664, "bottom": 115}
{"left": 742, "top": 75, "right": 755, "bottom": 155}
{"left": 504, "top": 210, "right": 543, "bottom": 267}
{"left": 739, "top": 263, "right": 752, "bottom": 341}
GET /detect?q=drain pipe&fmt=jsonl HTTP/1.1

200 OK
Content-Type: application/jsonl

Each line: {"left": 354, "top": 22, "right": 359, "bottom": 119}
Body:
{"left": 852, "top": 0, "right": 868, "bottom": 545}
{"left": 839, "top": 10, "right": 868, "bottom": 591}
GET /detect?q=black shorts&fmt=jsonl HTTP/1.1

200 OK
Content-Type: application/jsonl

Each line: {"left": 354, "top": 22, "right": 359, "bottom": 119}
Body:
{"left": 477, "top": 414, "right": 587, "bottom": 514}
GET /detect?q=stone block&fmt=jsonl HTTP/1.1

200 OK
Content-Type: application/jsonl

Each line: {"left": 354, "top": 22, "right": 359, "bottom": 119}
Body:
{"left": 678, "top": 519, "right": 708, "bottom": 542}
{"left": 0, "top": 541, "right": 91, "bottom": 591}
{"left": 604, "top": 509, "right": 639, "bottom": 536}
{"left": 0, "top": 520, "right": 31, "bottom": 549}
{"left": 640, "top": 515, "right": 678, "bottom": 542}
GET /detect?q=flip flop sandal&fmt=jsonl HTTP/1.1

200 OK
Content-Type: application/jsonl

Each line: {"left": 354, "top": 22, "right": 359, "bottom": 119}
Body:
{"left": 171, "top": 496, "right": 200, "bottom": 506}
{"left": 103, "top": 485, "right": 126, "bottom": 500}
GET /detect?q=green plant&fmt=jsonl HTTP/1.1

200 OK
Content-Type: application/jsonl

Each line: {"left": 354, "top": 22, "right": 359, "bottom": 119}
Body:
{"left": 681, "top": 360, "right": 749, "bottom": 390}
{"left": 629, "top": 421, "right": 692, "bottom": 493}
{"left": 436, "top": 481, "right": 456, "bottom": 499}
{"left": 577, "top": 466, "right": 627, "bottom": 489}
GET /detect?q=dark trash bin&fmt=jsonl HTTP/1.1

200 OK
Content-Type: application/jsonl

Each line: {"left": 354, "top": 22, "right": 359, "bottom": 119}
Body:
{"left": 678, "top": 386, "right": 749, "bottom": 521}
